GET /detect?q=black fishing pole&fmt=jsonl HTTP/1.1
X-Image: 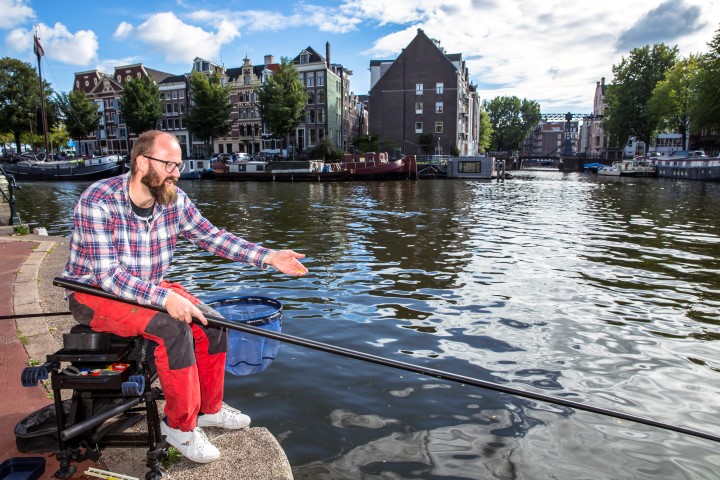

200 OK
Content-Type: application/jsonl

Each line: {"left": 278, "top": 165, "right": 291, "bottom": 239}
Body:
{"left": 52, "top": 277, "right": 720, "bottom": 444}
{"left": 0, "top": 311, "right": 72, "bottom": 320}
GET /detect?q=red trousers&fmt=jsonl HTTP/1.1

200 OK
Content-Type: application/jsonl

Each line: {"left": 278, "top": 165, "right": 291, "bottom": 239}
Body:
{"left": 68, "top": 282, "right": 228, "bottom": 431}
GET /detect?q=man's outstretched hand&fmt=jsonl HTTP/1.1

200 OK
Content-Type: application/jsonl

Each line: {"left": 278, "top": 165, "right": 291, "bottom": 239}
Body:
{"left": 264, "top": 250, "right": 308, "bottom": 276}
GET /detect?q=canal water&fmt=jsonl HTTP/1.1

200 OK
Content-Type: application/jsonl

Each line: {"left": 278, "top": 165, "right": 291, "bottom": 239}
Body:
{"left": 14, "top": 172, "right": 720, "bottom": 479}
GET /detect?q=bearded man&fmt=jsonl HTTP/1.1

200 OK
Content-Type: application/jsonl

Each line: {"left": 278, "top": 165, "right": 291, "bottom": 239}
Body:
{"left": 61, "top": 130, "right": 307, "bottom": 463}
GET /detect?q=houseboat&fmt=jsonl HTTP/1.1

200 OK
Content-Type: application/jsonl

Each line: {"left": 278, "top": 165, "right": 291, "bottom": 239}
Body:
{"left": 214, "top": 160, "right": 351, "bottom": 181}
{"left": 2, "top": 154, "right": 123, "bottom": 181}
{"left": 342, "top": 152, "right": 417, "bottom": 180}
{"left": 652, "top": 152, "right": 720, "bottom": 181}
{"left": 446, "top": 156, "right": 496, "bottom": 179}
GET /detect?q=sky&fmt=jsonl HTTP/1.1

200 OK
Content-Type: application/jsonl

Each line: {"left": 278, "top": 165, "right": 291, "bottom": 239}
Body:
{"left": 2, "top": 0, "right": 719, "bottom": 114}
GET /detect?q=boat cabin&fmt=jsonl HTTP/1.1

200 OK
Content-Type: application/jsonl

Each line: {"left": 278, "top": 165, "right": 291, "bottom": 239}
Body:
{"left": 446, "top": 156, "right": 496, "bottom": 179}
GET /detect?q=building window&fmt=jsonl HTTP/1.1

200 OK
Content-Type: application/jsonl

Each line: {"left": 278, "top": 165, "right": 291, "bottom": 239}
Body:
{"left": 435, "top": 122, "right": 443, "bottom": 133}
{"left": 415, "top": 102, "right": 423, "bottom": 114}
{"left": 416, "top": 84, "right": 423, "bottom": 95}
{"left": 435, "top": 102, "right": 443, "bottom": 114}
{"left": 307, "top": 109, "right": 316, "bottom": 124}
{"left": 415, "top": 122, "right": 423, "bottom": 133}
{"left": 317, "top": 72, "right": 324, "bottom": 86}
{"left": 436, "top": 83, "right": 444, "bottom": 94}
{"left": 300, "top": 53, "right": 310, "bottom": 64}
{"left": 318, "top": 90, "right": 326, "bottom": 104}
{"left": 307, "top": 74, "right": 314, "bottom": 87}
{"left": 318, "top": 108, "right": 325, "bottom": 123}
{"left": 244, "top": 74, "right": 251, "bottom": 85}
{"left": 307, "top": 92, "right": 315, "bottom": 105}
{"left": 179, "top": 90, "right": 185, "bottom": 99}
{"left": 172, "top": 91, "right": 178, "bottom": 99}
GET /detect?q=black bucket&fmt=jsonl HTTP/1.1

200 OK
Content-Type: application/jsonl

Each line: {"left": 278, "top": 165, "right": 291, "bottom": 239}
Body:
{"left": 207, "top": 297, "right": 282, "bottom": 376}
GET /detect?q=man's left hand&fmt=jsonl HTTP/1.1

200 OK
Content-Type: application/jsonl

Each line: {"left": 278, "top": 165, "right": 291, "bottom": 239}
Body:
{"left": 264, "top": 250, "right": 308, "bottom": 276}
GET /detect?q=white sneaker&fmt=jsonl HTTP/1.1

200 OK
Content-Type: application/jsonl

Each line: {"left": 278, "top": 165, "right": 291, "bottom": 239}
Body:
{"left": 197, "top": 403, "right": 251, "bottom": 429}
{"left": 161, "top": 420, "right": 220, "bottom": 463}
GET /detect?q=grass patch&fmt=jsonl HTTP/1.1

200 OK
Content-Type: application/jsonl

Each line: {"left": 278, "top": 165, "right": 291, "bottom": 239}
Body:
{"left": 16, "top": 330, "right": 28, "bottom": 345}
{"left": 161, "top": 447, "right": 182, "bottom": 467}
{"left": 13, "top": 225, "right": 29, "bottom": 235}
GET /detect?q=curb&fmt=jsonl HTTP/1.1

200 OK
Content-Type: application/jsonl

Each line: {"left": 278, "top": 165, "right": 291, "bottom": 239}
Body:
{"left": 12, "top": 240, "right": 60, "bottom": 363}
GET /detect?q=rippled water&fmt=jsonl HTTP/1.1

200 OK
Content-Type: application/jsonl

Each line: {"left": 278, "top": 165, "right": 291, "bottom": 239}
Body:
{"left": 15, "top": 172, "right": 720, "bottom": 479}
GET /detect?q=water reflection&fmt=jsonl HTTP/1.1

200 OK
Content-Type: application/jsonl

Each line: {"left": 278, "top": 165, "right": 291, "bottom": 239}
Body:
{"left": 13, "top": 173, "right": 720, "bottom": 479}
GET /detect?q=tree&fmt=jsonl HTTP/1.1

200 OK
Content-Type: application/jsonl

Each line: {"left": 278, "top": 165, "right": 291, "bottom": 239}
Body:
{"left": 307, "top": 137, "right": 343, "bottom": 160}
{"left": 418, "top": 132, "right": 435, "bottom": 154}
{"left": 184, "top": 71, "right": 232, "bottom": 157}
{"left": 118, "top": 76, "right": 163, "bottom": 137}
{"left": 256, "top": 57, "right": 306, "bottom": 157}
{"left": 647, "top": 55, "right": 699, "bottom": 149}
{"left": 477, "top": 107, "right": 493, "bottom": 153}
{"left": 694, "top": 25, "right": 720, "bottom": 137}
{"left": 0, "top": 57, "right": 45, "bottom": 153}
{"left": 603, "top": 43, "right": 678, "bottom": 149}
{"left": 57, "top": 89, "right": 101, "bottom": 145}
{"left": 353, "top": 134, "right": 379, "bottom": 153}
{"left": 483, "top": 96, "right": 540, "bottom": 151}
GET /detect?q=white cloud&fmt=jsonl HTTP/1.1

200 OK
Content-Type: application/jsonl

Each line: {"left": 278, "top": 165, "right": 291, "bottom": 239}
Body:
{"left": 352, "top": 0, "right": 720, "bottom": 111}
{"left": 5, "top": 22, "right": 98, "bottom": 65}
{"left": 132, "top": 12, "right": 239, "bottom": 64}
{"left": 0, "top": 0, "right": 34, "bottom": 29}
{"left": 114, "top": 21, "right": 133, "bottom": 40}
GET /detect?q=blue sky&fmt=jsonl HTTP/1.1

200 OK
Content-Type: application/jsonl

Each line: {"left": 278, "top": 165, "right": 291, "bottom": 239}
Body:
{"left": 2, "top": 0, "right": 718, "bottom": 114}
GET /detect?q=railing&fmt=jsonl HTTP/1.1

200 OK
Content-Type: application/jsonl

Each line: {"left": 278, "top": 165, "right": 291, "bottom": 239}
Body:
{"left": 0, "top": 165, "right": 21, "bottom": 225}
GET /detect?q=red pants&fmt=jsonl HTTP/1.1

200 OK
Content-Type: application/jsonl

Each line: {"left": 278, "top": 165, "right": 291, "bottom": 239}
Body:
{"left": 68, "top": 282, "right": 228, "bottom": 431}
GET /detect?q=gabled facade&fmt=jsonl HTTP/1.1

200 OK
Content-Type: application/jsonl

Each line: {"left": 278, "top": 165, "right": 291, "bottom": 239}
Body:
{"left": 214, "top": 55, "right": 277, "bottom": 156}
{"left": 189, "top": 57, "right": 226, "bottom": 157}
{"left": 73, "top": 64, "right": 176, "bottom": 158}
{"left": 368, "top": 29, "right": 477, "bottom": 157}
{"left": 158, "top": 74, "right": 190, "bottom": 158}
{"left": 580, "top": 77, "right": 612, "bottom": 158}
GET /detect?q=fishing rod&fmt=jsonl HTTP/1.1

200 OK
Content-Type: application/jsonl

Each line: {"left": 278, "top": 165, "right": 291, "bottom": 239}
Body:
{"left": 52, "top": 277, "right": 720, "bottom": 444}
{"left": 0, "top": 311, "right": 72, "bottom": 320}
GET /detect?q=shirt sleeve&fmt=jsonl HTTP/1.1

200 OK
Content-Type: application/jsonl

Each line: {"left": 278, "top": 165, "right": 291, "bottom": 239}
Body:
{"left": 72, "top": 195, "right": 171, "bottom": 308}
{"left": 177, "top": 196, "right": 273, "bottom": 268}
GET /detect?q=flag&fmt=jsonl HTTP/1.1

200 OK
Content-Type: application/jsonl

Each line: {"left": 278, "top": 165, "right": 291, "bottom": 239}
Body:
{"left": 33, "top": 35, "right": 44, "bottom": 59}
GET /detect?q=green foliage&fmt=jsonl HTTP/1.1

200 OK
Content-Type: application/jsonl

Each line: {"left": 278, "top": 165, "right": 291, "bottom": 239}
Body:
{"left": 13, "top": 225, "right": 29, "bottom": 235}
{"left": 603, "top": 43, "right": 678, "bottom": 148}
{"left": 307, "top": 137, "right": 343, "bottom": 160}
{"left": 483, "top": 96, "right": 540, "bottom": 151}
{"left": 57, "top": 89, "right": 101, "bottom": 141}
{"left": 256, "top": 57, "right": 306, "bottom": 156}
{"left": 353, "top": 134, "right": 379, "bottom": 153}
{"left": 694, "top": 25, "right": 720, "bottom": 136}
{"left": 477, "top": 107, "right": 493, "bottom": 153}
{"left": 418, "top": 132, "right": 435, "bottom": 154}
{"left": 118, "top": 76, "right": 163, "bottom": 136}
{"left": 378, "top": 136, "right": 397, "bottom": 153}
{"left": 0, "top": 57, "right": 51, "bottom": 153}
{"left": 647, "top": 55, "right": 699, "bottom": 148}
{"left": 184, "top": 71, "right": 232, "bottom": 156}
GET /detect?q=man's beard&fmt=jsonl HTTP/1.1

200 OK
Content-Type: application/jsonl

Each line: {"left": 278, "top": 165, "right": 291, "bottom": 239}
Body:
{"left": 140, "top": 166, "right": 177, "bottom": 205}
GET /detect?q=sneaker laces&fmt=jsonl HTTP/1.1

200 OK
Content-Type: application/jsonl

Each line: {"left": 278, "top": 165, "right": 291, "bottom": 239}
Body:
{"left": 193, "top": 427, "right": 211, "bottom": 454}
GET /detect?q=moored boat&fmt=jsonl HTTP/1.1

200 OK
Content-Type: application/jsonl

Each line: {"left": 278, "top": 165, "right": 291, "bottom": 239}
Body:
{"left": 342, "top": 152, "right": 417, "bottom": 180}
{"left": 598, "top": 159, "right": 655, "bottom": 177}
{"left": 214, "top": 160, "right": 351, "bottom": 181}
{"left": 2, "top": 154, "right": 123, "bottom": 181}
{"left": 652, "top": 154, "right": 720, "bottom": 181}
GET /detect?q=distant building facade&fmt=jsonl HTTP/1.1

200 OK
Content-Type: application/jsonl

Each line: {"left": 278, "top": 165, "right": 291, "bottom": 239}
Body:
{"left": 368, "top": 29, "right": 478, "bottom": 158}
{"left": 72, "top": 64, "right": 174, "bottom": 158}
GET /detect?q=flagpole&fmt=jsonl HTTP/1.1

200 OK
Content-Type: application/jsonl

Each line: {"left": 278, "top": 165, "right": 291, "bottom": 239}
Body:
{"left": 34, "top": 29, "right": 51, "bottom": 159}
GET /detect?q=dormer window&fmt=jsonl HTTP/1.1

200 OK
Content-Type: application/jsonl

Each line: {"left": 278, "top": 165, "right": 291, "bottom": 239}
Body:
{"left": 300, "top": 53, "right": 310, "bottom": 64}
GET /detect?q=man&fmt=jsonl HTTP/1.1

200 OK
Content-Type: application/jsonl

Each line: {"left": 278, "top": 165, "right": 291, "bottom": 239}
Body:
{"left": 61, "top": 130, "right": 307, "bottom": 463}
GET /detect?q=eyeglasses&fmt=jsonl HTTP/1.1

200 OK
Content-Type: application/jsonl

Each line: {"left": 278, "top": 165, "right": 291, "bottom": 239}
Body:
{"left": 145, "top": 155, "right": 185, "bottom": 173}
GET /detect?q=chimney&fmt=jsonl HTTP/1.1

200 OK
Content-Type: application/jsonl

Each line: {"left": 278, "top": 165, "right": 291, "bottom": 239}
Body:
{"left": 601, "top": 77, "right": 605, "bottom": 87}
{"left": 264, "top": 54, "right": 273, "bottom": 66}
{"left": 326, "top": 41, "right": 330, "bottom": 69}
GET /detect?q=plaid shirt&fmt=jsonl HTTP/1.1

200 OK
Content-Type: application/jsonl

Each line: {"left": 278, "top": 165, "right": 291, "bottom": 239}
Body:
{"left": 62, "top": 173, "right": 271, "bottom": 308}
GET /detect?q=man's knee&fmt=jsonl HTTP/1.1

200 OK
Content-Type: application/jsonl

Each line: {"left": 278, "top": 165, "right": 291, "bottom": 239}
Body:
{"left": 145, "top": 313, "right": 195, "bottom": 370}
